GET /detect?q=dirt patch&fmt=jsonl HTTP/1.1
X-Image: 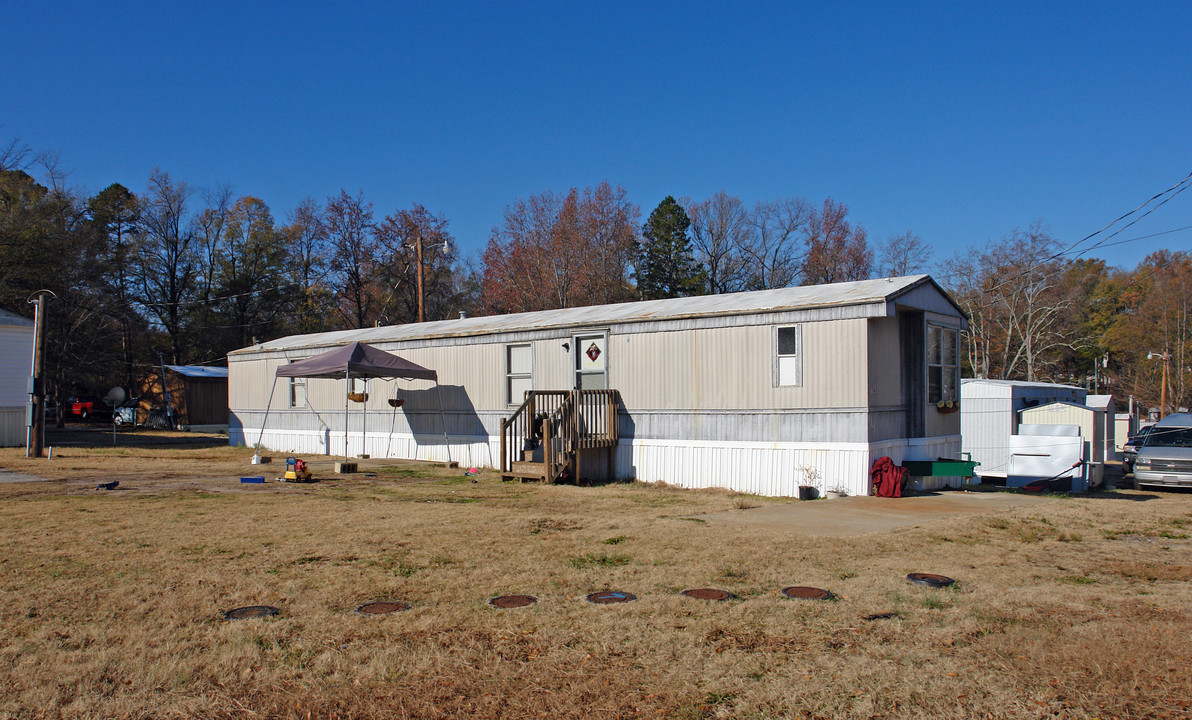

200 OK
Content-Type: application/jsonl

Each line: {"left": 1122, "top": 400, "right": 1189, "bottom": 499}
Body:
{"left": 697, "top": 490, "right": 1057, "bottom": 536}
{"left": 0, "top": 428, "right": 469, "bottom": 496}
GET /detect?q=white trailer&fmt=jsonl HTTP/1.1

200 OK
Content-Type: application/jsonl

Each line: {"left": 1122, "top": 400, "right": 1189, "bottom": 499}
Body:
{"left": 960, "top": 379, "right": 1086, "bottom": 480}
{"left": 1020, "top": 402, "right": 1106, "bottom": 488}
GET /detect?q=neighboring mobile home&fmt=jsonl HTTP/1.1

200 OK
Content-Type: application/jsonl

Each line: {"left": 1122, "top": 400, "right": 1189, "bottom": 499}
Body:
{"left": 228, "top": 275, "right": 968, "bottom": 497}
{"left": 961, "top": 379, "right": 1087, "bottom": 480}
{"left": 0, "top": 309, "right": 35, "bottom": 447}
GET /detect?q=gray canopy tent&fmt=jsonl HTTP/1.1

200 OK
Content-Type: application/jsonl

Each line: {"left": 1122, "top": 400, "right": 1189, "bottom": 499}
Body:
{"left": 258, "top": 341, "right": 445, "bottom": 461}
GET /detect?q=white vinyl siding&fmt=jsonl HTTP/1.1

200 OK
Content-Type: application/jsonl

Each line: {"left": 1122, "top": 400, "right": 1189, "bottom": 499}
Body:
{"left": 506, "top": 344, "right": 532, "bottom": 405}
{"left": 0, "top": 324, "right": 34, "bottom": 407}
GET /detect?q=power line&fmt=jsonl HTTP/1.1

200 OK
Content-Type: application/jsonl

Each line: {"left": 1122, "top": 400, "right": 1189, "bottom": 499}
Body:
{"left": 973, "top": 170, "right": 1192, "bottom": 298}
{"left": 1058, "top": 170, "right": 1192, "bottom": 259}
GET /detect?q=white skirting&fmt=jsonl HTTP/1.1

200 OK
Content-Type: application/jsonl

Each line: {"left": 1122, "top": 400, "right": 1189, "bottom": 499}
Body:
{"left": 231, "top": 426, "right": 962, "bottom": 498}
{"left": 0, "top": 407, "right": 25, "bottom": 448}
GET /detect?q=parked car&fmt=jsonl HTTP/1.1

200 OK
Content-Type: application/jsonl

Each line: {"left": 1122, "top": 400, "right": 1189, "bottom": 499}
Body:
{"left": 1132, "top": 413, "right": 1192, "bottom": 489}
{"left": 1122, "top": 424, "right": 1156, "bottom": 474}
{"left": 64, "top": 396, "right": 113, "bottom": 421}
{"left": 113, "top": 405, "right": 137, "bottom": 426}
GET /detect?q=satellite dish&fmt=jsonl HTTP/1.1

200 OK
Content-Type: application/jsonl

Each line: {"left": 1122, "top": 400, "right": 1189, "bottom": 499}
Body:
{"left": 104, "top": 386, "right": 126, "bottom": 407}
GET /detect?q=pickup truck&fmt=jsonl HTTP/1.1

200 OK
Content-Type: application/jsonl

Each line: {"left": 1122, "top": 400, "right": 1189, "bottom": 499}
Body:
{"left": 65, "top": 396, "right": 112, "bottom": 421}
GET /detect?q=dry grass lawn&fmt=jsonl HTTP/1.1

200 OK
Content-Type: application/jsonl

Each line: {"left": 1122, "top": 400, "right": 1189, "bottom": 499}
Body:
{"left": 2, "top": 432, "right": 1191, "bottom": 719}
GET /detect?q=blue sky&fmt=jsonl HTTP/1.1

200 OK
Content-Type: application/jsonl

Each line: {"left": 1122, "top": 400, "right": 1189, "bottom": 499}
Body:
{"left": 3, "top": 1, "right": 1190, "bottom": 271}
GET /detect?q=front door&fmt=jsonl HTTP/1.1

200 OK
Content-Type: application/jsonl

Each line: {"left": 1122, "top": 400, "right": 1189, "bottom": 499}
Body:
{"left": 574, "top": 334, "right": 607, "bottom": 390}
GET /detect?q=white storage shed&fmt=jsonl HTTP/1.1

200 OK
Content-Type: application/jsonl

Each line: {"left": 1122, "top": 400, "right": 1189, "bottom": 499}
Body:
{"left": 0, "top": 309, "right": 35, "bottom": 447}
{"left": 1086, "top": 395, "right": 1116, "bottom": 461}
{"left": 229, "top": 275, "right": 969, "bottom": 498}
{"left": 1114, "top": 413, "right": 1137, "bottom": 453}
{"left": 960, "top": 379, "right": 1086, "bottom": 479}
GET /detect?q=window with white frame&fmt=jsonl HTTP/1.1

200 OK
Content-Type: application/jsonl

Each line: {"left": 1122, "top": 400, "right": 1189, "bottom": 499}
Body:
{"left": 288, "top": 376, "right": 306, "bottom": 408}
{"left": 927, "top": 324, "right": 959, "bottom": 404}
{"left": 774, "top": 325, "right": 801, "bottom": 387}
{"left": 506, "top": 343, "right": 533, "bottom": 405}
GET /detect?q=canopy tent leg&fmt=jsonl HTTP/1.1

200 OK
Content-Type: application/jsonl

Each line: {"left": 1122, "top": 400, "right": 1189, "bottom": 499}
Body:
{"left": 384, "top": 378, "right": 400, "bottom": 460}
{"left": 255, "top": 375, "right": 279, "bottom": 458}
{"left": 434, "top": 382, "right": 453, "bottom": 466}
{"left": 361, "top": 378, "right": 369, "bottom": 458}
{"left": 343, "top": 369, "right": 350, "bottom": 459}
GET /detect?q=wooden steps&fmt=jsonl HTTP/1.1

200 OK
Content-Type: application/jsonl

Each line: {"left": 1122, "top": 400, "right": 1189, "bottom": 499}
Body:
{"left": 500, "top": 389, "right": 620, "bottom": 484}
{"left": 503, "top": 460, "right": 550, "bottom": 483}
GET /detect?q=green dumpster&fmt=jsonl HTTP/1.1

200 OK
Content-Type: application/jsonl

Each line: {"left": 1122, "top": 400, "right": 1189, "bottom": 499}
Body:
{"left": 901, "top": 453, "right": 980, "bottom": 478}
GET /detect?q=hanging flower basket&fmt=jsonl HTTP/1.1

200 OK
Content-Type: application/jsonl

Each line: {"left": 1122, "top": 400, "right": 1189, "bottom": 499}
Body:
{"left": 347, "top": 392, "right": 369, "bottom": 403}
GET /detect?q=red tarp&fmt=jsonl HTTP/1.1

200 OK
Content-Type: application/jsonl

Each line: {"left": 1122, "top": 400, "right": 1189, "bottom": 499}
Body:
{"left": 871, "top": 456, "right": 908, "bottom": 498}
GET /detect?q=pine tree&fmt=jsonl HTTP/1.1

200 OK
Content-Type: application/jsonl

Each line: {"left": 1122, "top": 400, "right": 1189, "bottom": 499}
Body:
{"left": 636, "top": 196, "right": 704, "bottom": 299}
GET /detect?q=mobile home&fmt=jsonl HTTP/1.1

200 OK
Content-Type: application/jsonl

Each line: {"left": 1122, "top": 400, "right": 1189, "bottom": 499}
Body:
{"left": 0, "top": 309, "right": 35, "bottom": 447}
{"left": 228, "top": 275, "right": 968, "bottom": 497}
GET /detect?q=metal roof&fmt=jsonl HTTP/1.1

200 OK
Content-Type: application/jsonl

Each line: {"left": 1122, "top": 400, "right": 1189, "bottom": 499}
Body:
{"left": 1086, "top": 394, "right": 1114, "bottom": 409}
{"left": 962, "top": 378, "right": 1083, "bottom": 390}
{"left": 234, "top": 275, "right": 956, "bottom": 355}
{"left": 165, "top": 365, "right": 229, "bottom": 379}
{"left": 1022, "top": 400, "right": 1100, "bottom": 412}
{"left": 0, "top": 309, "right": 34, "bottom": 327}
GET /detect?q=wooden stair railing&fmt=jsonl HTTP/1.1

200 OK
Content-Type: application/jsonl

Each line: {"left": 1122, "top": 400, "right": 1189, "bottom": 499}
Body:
{"left": 500, "top": 389, "right": 619, "bottom": 483}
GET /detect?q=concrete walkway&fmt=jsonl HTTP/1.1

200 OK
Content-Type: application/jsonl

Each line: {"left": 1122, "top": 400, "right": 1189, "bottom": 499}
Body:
{"left": 697, "top": 490, "right": 1055, "bottom": 537}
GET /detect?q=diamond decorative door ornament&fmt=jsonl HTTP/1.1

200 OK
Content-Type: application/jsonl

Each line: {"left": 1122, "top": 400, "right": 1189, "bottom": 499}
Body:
{"left": 586, "top": 342, "right": 601, "bottom": 362}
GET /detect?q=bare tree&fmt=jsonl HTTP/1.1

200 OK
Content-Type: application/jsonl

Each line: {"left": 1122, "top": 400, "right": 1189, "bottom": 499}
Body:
{"left": 193, "top": 185, "right": 234, "bottom": 302}
{"left": 480, "top": 182, "right": 638, "bottom": 314}
{"left": 801, "top": 198, "right": 872, "bottom": 285}
{"left": 136, "top": 169, "right": 196, "bottom": 362}
{"left": 686, "top": 191, "right": 750, "bottom": 294}
{"left": 996, "top": 226, "right": 1077, "bottom": 381}
{"left": 284, "top": 197, "right": 330, "bottom": 292}
{"left": 281, "top": 197, "right": 336, "bottom": 333}
{"left": 742, "top": 197, "right": 812, "bottom": 289}
{"left": 940, "top": 252, "right": 1000, "bottom": 379}
{"left": 374, "top": 203, "right": 457, "bottom": 324}
{"left": 877, "top": 230, "right": 933, "bottom": 277}
{"left": 0, "top": 137, "right": 34, "bottom": 172}
{"left": 942, "top": 223, "right": 1078, "bottom": 382}
{"left": 325, "top": 190, "right": 377, "bottom": 329}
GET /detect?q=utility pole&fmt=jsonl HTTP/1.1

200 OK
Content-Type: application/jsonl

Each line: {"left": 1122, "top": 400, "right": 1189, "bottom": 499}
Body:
{"left": 1148, "top": 351, "right": 1171, "bottom": 419}
{"left": 415, "top": 228, "right": 424, "bottom": 323}
{"left": 412, "top": 225, "right": 447, "bottom": 324}
{"left": 25, "top": 291, "right": 52, "bottom": 458}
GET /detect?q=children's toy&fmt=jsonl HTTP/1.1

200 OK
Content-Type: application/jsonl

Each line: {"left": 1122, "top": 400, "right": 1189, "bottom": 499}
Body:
{"left": 282, "top": 457, "right": 314, "bottom": 482}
